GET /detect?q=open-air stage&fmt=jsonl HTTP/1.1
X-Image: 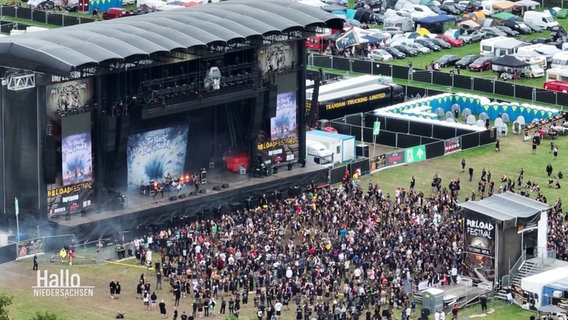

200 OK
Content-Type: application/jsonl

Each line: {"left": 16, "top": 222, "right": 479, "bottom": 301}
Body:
{"left": 51, "top": 165, "right": 328, "bottom": 239}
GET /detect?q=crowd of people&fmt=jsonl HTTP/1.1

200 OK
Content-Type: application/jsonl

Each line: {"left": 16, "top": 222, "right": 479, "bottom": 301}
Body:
{"left": 103, "top": 154, "right": 568, "bottom": 320}
{"left": 118, "top": 177, "right": 461, "bottom": 319}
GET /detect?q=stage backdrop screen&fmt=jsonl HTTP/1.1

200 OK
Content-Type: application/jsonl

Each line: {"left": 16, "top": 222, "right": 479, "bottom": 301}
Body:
{"left": 271, "top": 92, "right": 297, "bottom": 141}
{"left": 127, "top": 125, "right": 189, "bottom": 192}
{"left": 61, "top": 113, "right": 93, "bottom": 186}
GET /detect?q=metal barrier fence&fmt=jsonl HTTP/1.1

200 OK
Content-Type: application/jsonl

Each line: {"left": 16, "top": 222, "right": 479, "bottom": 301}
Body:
{"left": 308, "top": 53, "right": 568, "bottom": 108}
{"left": 0, "top": 5, "right": 96, "bottom": 27}
{"left": 327, "top": 111, "right": 495, "bottom": 182}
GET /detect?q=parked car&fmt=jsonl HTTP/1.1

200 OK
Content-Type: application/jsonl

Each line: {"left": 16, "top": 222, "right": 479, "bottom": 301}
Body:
{"left": 435, "top": 54, "right": 461, "bottom": 68}
{"left": 382, "top": 46, "right": 406, "bottom": 59}
{"left": 382, "top": 27, "right": 404, "bottom": 36}
{"left": 464, "top": 0, "right": 483, "bottom": 12}
{"left": 455, "top": 54, "right": 480, "bottom": 69}
{"left": 501, "top": 19, "right": 533, "bottom": 34}
{"left": 415, "top": 38, "right": 442, "bottom": 51}
{"left": 427, "top": 5, "right": 447, "bottom": 15}
{"left": 66, "top": 0, "right": 79, "bottom": 11}
{"left": 369, "top": 49, "right": 394, "bottom": 61}
{"left": 103, "top": 7, "right": 134, "bottom": 19}
{"left": 496, "top": 25, "right": 520, "bottom": 37}
{"left": 468, "top": 56, "right": 493, "bottom": 71}
{"left": 556, "top": 8, "right": 568, "bottom": 19}
{"left": 408, "top": 42, "right": 431, "bottom": 54}
{"left": 459, "top": 30, "right": 486, "bottom": 43}
{"left": 436, "top": 34, "right": 464, "bottom": 47}
{"left": 524, "top": 20, "right": 546, "bottom": 33}
{"left": 480, "top": 27, "right": 508, "bottom": 37}
{"left": 430, "top": 37, "right": 452, "bottom": 49}
{"left": 440, "top": 2, "right": 462, "bottom": 14}
{"left": 393, "top": 45, "right": 419, "bottom": 56}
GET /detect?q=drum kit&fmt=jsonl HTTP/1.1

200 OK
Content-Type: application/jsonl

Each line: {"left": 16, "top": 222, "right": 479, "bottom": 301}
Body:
{"left": 139, "top": 174, "right": 191, "bottom": 197}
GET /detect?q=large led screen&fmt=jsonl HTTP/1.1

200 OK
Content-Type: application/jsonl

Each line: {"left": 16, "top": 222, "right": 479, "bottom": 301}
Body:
{"left": 270, "top": 92, "right": 297, "bottom": 141}
{"left": 61, "top": 113, "right": 93, "bottom": 186}
{"left": 127, "top": 125, "right": 189, "bottom": 191}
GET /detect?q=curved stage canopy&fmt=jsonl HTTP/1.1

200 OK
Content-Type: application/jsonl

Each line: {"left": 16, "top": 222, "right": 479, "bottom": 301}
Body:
{"left": 0, "top": 0, "right": 343, "bottom": 75}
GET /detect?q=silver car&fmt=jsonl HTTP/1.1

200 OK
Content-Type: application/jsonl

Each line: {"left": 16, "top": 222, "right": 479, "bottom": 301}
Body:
{"left": 459, "top": 30, "right": 487, "bottom": 44}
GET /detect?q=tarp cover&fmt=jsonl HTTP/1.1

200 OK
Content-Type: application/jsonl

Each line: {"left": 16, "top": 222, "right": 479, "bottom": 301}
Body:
{"left": 492, "top": 0, "right": 516, "bottom": 9}
{"left": 0, "top": 0, "right": 344, "bottom": 76}
{"left": 458, "top": 191, "right": 549, "bottom": 229}
{"left": 415, "top": 15, "right": 456, "bottom": 25}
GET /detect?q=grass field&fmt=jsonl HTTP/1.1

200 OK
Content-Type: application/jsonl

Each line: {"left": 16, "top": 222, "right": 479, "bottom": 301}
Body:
{"left": 0, "top": 2, "right": 566, "bottom": 320}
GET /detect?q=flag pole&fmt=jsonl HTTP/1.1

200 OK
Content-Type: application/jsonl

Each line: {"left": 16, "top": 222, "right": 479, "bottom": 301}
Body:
{"left": 15, "top": 197, "right": 19, "bottom": 258}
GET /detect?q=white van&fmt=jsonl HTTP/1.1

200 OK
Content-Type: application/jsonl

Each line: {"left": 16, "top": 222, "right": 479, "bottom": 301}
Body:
{"left": 550, "top": 51, "right": 568, "bottom": 69}
{"left": 523, "top": 11, "right": 559, "bottom": 30}
{"left": 481, "top": 0, "right": 496, "bottom": 16}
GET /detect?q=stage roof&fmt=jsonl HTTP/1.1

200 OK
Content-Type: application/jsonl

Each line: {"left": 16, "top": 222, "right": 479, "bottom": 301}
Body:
{"left": 459, "top": 192, "right": 550, "bottom": 228}
{"left": 0, "top": 0, "right": 344, "bottom": 76}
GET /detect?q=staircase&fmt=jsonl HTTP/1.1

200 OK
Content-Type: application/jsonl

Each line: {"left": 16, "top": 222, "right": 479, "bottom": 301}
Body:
{"left": 496, "top": 260, "right": 543, "bottom": 302}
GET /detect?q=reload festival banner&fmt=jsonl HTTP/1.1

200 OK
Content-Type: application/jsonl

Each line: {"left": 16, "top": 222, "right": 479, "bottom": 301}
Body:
{"left": 463, "top": 217, "right": 496, "bottom": 282}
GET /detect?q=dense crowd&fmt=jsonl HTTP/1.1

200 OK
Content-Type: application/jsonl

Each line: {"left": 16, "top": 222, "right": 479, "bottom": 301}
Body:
{"left": 119, "top": 165, "right": 566, "bottom": 320}
{"left": 123, "top": 178, "right": 467, "bottom": 320}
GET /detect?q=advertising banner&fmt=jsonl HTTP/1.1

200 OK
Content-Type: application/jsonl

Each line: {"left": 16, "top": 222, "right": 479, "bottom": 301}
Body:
{"left": 258, "top": 91, "right": 299, "bottom": 164}
{"left": 444, "top": 137, "right": 462, "bottom": 155}
{"left": 127, "top": 125, "right": 189, "bottom": 192}
{"left": 463, "top": 217, "right": 496, "bottom": 282}
{"left": 385, "top": 151, "right": 405, "bottom": 167}
{"left": 48, "top": 181, "right": 94, "bottom": 217}
{"left": 370, "top": 154, "right": 386, "bottom": 172}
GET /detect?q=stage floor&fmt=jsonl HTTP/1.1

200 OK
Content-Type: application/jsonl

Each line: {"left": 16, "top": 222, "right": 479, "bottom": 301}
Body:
{"left": 52, "top": 164, "right": 328, "bottom": 238}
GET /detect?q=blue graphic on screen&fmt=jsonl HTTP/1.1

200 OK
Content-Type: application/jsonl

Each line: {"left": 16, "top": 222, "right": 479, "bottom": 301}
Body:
{"left": 270, "top": 92, "right": 297, "bottom": 141}
{"left": 127, "top": 125, "right": 189, "bottom": 191}
{"left": 62, "top": 133, "right": 93, "bottom": 186}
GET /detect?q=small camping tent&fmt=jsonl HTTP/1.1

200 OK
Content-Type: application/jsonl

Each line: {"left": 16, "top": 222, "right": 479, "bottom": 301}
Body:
{"left": 476, "top": 18, "right": 498, "bottom": 27}
{"left": 458, "top": 19, "right": 481, "bottom": 30}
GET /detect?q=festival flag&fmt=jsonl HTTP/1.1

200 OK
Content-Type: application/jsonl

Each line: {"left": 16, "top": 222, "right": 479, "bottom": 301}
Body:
{"left": 335, "top": 27, "right": 360, "bottom": 50}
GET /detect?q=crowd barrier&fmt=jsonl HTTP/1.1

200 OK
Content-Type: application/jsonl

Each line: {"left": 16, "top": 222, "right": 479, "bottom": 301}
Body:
{"left": 0, "top": 5, "right": 96, "bottom": 28}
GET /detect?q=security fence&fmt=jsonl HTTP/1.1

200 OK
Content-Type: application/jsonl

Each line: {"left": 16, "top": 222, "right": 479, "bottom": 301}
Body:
{"left": 0, "top": 5, "right": 95, "bottom": 28}
{"left": 308, "top": 53, "right": 568, "bottom": 108}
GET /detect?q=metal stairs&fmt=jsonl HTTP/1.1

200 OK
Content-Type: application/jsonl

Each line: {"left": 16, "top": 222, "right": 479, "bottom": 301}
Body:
{"left": 496, "top": 260, "right": 543, "bottom": 302}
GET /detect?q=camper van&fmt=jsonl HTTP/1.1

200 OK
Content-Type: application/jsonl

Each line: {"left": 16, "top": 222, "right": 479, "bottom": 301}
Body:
{"left": 517, "top": 44, "right": 561, "bottom": 64}
{"left": 524, "top": 11, "right": 559, "bottom": 30}
{"left": 481, "top": 0, "right": 497, "bottom": 16}
{"left": 480, "top": 36, "right": 527, "bottom": 56}
{"left": 546, "top": 67, "right": 568, "bottom": 81}
{"left": 383, "top": 16, "right": 415, "bottom": 32}
{"left": 551, "top": 51, "right": 568, "bottom": 69}
{"left": 515, "top": 53, "right": 547, "bottom": 69}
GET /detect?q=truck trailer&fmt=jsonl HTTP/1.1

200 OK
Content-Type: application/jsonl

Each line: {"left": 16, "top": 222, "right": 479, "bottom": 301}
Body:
{"left": 306, "top": 76, "right": 404, "bottom": 121}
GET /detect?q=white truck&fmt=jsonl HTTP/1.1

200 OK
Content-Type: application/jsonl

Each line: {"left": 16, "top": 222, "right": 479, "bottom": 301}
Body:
{"left": 306, "top": 140, "right": 334, "bottom": 167}
{"left": 306, "top": 130, "right": 356, "bottom": 166}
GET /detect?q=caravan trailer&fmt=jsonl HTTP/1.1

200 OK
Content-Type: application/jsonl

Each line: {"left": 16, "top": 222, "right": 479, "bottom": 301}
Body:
{"left": 551, "top": 51, "right": 568, "bottom": 69}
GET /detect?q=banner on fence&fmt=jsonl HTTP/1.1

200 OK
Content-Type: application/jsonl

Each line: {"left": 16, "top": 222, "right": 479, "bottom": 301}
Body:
{"left": 385, "top": 151, "right": 405, "bottom": 167}
{"left": 444, "top": 137, "right": 461, "bottom": 155}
